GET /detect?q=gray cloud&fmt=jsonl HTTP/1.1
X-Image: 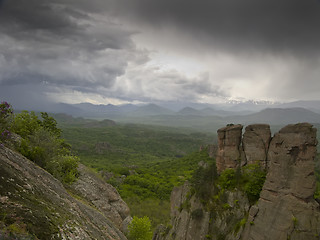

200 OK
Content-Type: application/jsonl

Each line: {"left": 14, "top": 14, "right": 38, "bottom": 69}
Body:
{"left": 1, "top": 0, "right": 320, "bottom": 108}
{"left": 0, "top": 0, "right": 136, "bottom": 95}
{"left": 106, "top": 0, "right": 320, "bottom": 57}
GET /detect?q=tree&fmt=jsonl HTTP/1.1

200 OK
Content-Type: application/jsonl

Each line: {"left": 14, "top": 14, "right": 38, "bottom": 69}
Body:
{"left": 12, "top": 111, "right": 41, "bottom": 138}
{"left": 40, "top": 112, "right": 61, "bottom": 137}
{"left": 127, "top": 216, "right": 153, "bottom": 240}
{"left": 12, "top": 110, "right": 79, "bottom": 183}
{"left": 0, "top": 101, "right": 13, "bottom": 144}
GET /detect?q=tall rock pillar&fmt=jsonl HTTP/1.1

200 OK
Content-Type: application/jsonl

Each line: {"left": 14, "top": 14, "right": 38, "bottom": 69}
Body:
{"left": 216, "top": 124, "right": 243, "bottom": 173}
{"left": 242, "top": 124, "right": 271, "bottom": 169}
{"left": 242, "top": 123, "right": 320, "bottom": 240}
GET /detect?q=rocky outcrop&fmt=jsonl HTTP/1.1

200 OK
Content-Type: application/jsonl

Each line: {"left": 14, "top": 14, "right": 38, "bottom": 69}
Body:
{"left": 216, "top": 123, "right": 271, "bottom": 171}
{"left": 155, "top": 182, "right": 250, "bottom": 240}
{"left": 69, "top": 164, "right": 130, "bottom": 229}
{"left": 242, "top": 124, "right": 271, "bottom": 169}
{"left": 157, "top": 123, "right": 320, "bottom": 240}
{"left": 0, "top": 146, "right": 128, "bottom": 240}
{"left": 167, "top": 182, "right": 211, "bottom": 240}
{"left": 216, "top": 124, "right": 243, "bottom": 173}
{"left": 242, "top": 123, "right": 320, "bottom": 239}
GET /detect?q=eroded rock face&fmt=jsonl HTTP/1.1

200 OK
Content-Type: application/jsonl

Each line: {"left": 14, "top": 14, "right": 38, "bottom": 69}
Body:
{"left": 216, "top": 124, "right": 243, "bottom": 173}
{"left": 157, "top": 123, "right": 320, "bottom": 240}
{"left": 0, "top": 146, "right": 127, "bottom": 240}
{"left": 70, "top": 164, "right": 130, "bottom": 229}
{"left": 242, "top": 124, "right": 271, "bottom": 169}
{"left": 242, "top": 123, "right": 320, "bottom": 240}
{"left": 156, "top": 182, "right": 250, "bottom": 240}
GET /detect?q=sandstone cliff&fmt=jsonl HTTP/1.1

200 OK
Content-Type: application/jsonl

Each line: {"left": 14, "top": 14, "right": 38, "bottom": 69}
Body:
{"left": 0, "top": 146, "right": 129, "bottom": 239}
{"left": 155, "top": 123, "right": 320, "bottom": 240}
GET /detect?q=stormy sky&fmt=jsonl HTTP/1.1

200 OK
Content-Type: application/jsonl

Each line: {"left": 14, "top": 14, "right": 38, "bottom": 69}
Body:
{"left": 0, "top": 0, "right": 320, "bottom": 108}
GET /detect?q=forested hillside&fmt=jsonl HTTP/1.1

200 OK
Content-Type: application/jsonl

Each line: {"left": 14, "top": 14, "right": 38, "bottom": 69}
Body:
{"left": 59, "top": 115, "right": 216, "bottom": 228}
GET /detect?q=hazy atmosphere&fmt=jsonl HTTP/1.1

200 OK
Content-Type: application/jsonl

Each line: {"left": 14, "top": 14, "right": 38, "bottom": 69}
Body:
{"left": 1, "top": 0, "right": 320, "bottom": 109}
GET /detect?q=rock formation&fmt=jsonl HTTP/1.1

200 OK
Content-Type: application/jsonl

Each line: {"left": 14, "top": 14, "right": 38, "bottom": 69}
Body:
{"left": 242, "top": 123, "right": 320, "bottom": 239}
{"left": 217, "top": 123, "right": 272, "bottom": 171}
{"left": 216, "top": 124, "right": 243, "bottom": 173}
{"left": 242, "top": 124, "right": 271, "bottom": 169}
{"left": 0, "top": 146, "right": 128, "bottom": 240}
{"left": 156, "top": 123, "right": 320, "bottom": 240}
{"left": 154, "top": 182, "right": 250, "bottom": 240}
{"left": 69, "top": 163, "right": 130, "bottom": 229}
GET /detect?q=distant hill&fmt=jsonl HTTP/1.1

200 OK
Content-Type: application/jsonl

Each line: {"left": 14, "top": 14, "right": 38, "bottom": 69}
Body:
{"left": 130, "top": 103, "right": 174, "bottom": 116}
{"left": 178, "top": 107, "right": 202, "bottom": 116}
{"left": 275, "top": 100, "right": 320, "bottom": 113}
{"left": 229, "top": 108, "right": 320, "bottom": 125}
{"left": 12, "top": 100, "right": 320, "bottom": 133}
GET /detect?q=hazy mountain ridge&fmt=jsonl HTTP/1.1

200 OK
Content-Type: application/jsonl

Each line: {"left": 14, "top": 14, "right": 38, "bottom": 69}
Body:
{"left": 15, "top": 101, "right": 320, "bottom": 132}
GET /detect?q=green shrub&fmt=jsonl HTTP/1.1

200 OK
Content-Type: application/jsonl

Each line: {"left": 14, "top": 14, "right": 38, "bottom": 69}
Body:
{"left": 0, "top": 101, "right": 13, "bottom": 144}
{"left": 218, "top": 168, "right": 237, "bottom": 190}
{"left": 127, "top": 216, "right": 153, "bottom": 240}
{"left": 191, "top": 161, "right": 218, "bottom": 201}
{"left": 46, "top": 155, "right": 79, "bottom": 184}
{"left": 234, "top": 217, "right": 247, "bottom": 234}
{"left": 18, "top": 128, "right": 60, "bottom": 167}
{"left": 216, "top": 164, "right": 266, "bottom": 203}
{"left": 12, "top": 111, "right": 41, "bottom": 138}
{"left": 11, "top": 110, "right": 79, "bottom": 184}
{"left": 191, "top": 208, "right": 204, "bottom": 219}
{"left": 241, "top": 164, "right": 266, "bottom": 203}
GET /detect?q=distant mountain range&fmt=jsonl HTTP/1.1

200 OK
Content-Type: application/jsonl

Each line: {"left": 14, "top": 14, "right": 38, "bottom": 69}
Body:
{"left": 14, "top": 100, "right": 320, "bottom": 132}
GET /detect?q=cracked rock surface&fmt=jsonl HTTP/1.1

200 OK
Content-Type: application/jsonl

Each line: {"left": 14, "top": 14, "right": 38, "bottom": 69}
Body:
{"left": 242, "top": 123, "right": 320, "bottom": 240}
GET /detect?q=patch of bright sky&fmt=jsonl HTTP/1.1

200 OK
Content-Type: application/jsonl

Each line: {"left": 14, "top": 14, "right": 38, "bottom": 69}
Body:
{"left": 145, "top": 51, "right": 207, "bottom": 78}
{"left": 46, "top": 89, "right": 137, "bottom": 105}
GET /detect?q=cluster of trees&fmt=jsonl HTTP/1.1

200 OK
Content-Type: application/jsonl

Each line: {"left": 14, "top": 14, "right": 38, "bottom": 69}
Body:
{"left": 0, "top": 102, "right": 79, "bottom": 184}
{"left": 191, "top": 162, "right": 267, "bottom": 204}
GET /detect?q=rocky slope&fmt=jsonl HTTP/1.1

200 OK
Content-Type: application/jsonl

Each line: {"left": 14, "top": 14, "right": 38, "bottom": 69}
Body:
{"left": 0, "top": 146, "right": 129, "bottom": 239}
{"left": 155, "top": 123, "right": 320, "bottom": 240}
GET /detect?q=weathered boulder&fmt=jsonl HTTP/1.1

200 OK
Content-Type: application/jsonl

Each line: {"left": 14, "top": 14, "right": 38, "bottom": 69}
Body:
{"left": 69, "top": 164, "right": 130, "bottom": 229}
{"left": 0, "top": 146, "right": 127, "bottom": 240}
{"left": 242, "top": 124, "right": 271, "bottom": 169}
{"left": 216, "top": 124, "right": 243, "bottom": 173}
{"left": 242, "top": 123, "right": 320, "bottom": 240}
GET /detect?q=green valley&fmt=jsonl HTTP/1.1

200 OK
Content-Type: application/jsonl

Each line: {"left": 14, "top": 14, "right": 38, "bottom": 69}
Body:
{"left": 58, "top": 115, "right": 216, "bottom": 229}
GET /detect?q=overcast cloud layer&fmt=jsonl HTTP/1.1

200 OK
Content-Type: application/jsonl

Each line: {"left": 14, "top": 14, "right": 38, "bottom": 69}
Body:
{"left": 0, "top": 0, "right": 320, "bottom": 108}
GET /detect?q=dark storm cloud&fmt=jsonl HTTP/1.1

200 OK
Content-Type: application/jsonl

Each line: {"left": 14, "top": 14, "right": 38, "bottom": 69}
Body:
{"left": 108, "top": 0, "right": 320, "bottom": 56}
{"left": 1, "top": 0, "right": 320, "bottom": 106}
{"left": 0, "top": 0, "right": 136, "bottom": 95}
